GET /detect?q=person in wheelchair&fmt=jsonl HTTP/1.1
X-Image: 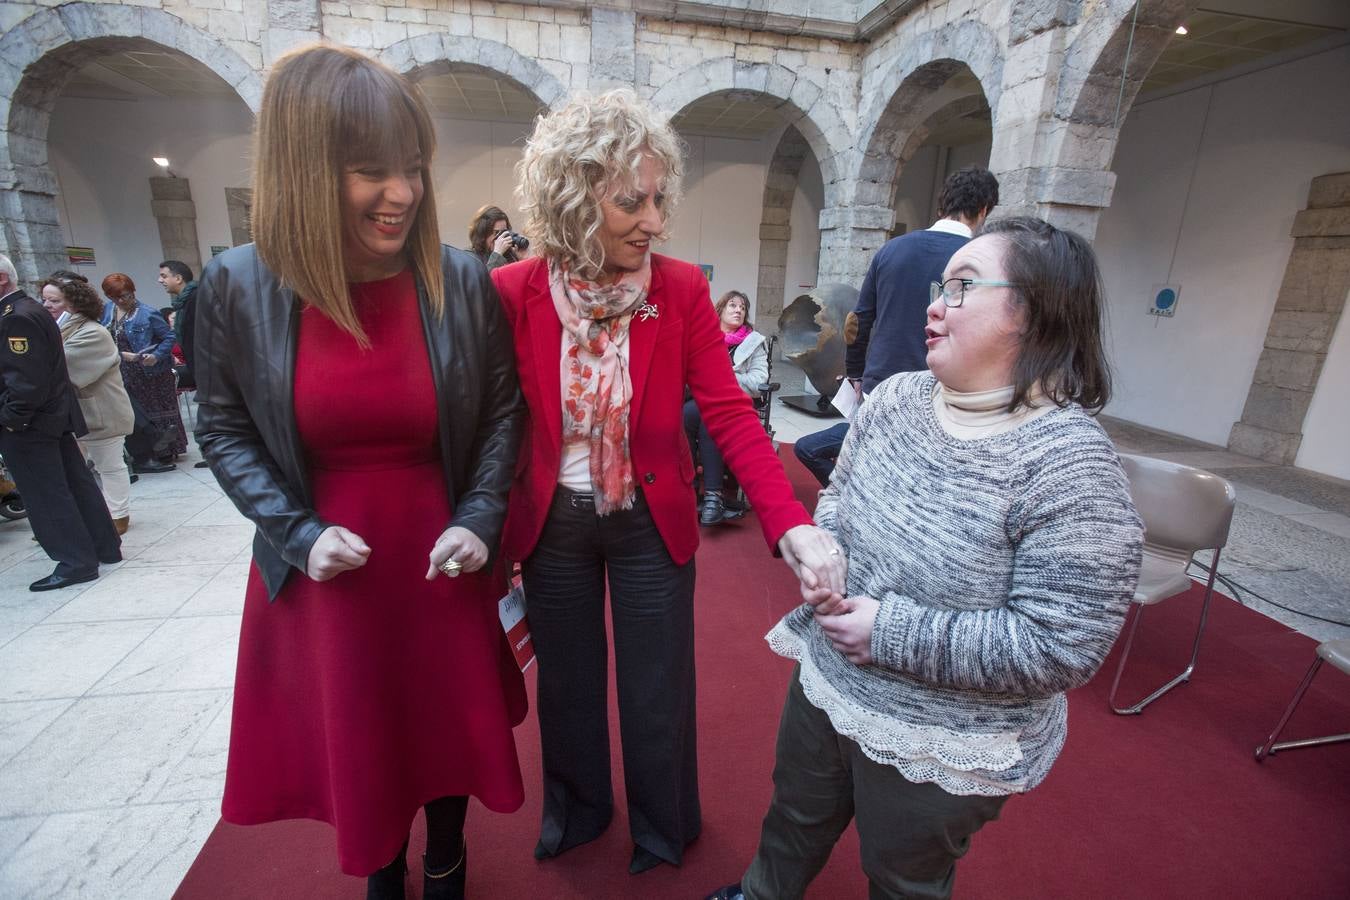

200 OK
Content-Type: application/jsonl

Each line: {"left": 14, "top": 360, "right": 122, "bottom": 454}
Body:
{"left": 683, "top": 290, "right": 770, "bottom": 525}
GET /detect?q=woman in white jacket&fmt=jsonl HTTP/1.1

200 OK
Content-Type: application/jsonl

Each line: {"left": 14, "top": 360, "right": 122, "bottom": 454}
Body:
{"left": 683, "top": 290, "right": 770, "bottom": 525}
{"left": 40, "top": 275, "right": 135, "bottom": 534}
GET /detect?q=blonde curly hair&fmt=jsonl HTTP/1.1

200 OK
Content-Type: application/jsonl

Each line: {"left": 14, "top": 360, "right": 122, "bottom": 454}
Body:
{"left": 516, "top": 89, "right": 684, "bottom": 280}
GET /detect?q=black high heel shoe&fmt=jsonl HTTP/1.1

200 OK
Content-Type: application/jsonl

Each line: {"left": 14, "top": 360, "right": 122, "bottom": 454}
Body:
{"left": 365, "top": 843, "right": 408, "bottom": 900}
{"left": 423, "top": 841, "right": 466, "bottom": 900}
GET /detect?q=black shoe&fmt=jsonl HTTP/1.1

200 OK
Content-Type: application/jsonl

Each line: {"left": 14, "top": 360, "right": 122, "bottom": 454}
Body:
{"left": 99, "top": 550, "right": 123, "bottom": 565}
{"left": 129, "top": 473, "right": 139, "bottom": 484}
{"left": 699, "top": 491, "right": 726, "bottom": 526}
{"left": 365, "top": 844, "right": 408, "bottom": 900}
{"left": 423, "top": 843, "right": 466, "bottom": 900}
{"left": 629, "top": 844, "right": 667, "bottom": 875}
{"left": 131, "top": 461, "right": 175, "bottom": 474}
{"left": 193, "top": 460, "right": 209, "bottom": 468}
{"left": 30, "top": 570, "right": 98, "bottom": 592}
{"left": 706, "top": 885, "right": 745, "bottom": 900}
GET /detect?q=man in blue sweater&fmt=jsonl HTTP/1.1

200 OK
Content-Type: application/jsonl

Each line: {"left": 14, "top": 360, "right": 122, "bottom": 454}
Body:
{"left": 794, "top": 166, "right": 999, "bottom": 485}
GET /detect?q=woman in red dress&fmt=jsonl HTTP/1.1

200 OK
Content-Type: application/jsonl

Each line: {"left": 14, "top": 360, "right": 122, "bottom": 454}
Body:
{"left": 194, "top": 46, "right": 525, "bottom": 899}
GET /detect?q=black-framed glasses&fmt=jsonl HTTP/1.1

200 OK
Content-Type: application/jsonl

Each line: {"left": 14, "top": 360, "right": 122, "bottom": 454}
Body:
{"left": 929, "top": 277, "right": 1017, "bottom": 308}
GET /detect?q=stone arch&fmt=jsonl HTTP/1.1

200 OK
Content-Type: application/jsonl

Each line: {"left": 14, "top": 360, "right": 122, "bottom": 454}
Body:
{"left": 648, "top": 59, "right": 847, "bottom": 202}
{"left": 379, "top": 33, "right": 569, "bottom": 111}
{"left": 0, "top": 3, "right": 262, "bottom": 280}
{"left": 855, "top": 19, "right": 1004, "bottom": 185}
{"left": 756, "top": 125, "right": 822, "bottom": 331}
{"left": 1009, "top": 0, "right": 1198, "bottom": 234}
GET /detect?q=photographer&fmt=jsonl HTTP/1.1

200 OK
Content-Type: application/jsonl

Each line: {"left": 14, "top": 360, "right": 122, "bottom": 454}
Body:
{"left": 468, "top": 204, "right": 528, "bottom": 271}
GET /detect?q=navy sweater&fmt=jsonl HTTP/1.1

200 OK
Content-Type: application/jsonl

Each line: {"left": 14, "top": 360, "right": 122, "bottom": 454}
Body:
{"left": 846, "top": 228, "right": 968, "bottom": 394}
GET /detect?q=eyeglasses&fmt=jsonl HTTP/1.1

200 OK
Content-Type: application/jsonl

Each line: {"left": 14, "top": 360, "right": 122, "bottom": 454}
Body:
{"left": 929, "top": 277, "right": 1018, "bottom": 308}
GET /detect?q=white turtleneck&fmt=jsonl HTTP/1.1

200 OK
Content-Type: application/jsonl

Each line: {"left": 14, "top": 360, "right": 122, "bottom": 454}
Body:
{"left": 931, "top": 382, "right": 1056, "bottom": 439}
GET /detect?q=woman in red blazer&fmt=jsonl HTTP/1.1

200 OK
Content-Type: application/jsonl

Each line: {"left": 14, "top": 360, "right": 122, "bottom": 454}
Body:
{"left": 491, "top": 89, "right": 846, "bottom": 876}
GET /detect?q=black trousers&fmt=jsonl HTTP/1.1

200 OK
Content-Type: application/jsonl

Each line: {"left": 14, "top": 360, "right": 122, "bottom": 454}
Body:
{"left": 521, "top": 487, "right": 701, "bottom": 865}
{"left": 743, "top": 667, "right": 1007, "bottom": 900}
{"left": 0, "top": 429, "right": 120, "bottom": 576}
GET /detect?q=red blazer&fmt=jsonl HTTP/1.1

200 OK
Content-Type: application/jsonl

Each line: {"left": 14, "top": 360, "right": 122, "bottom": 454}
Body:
{"left": 491, "top": 254, "right": 812, "bottom": 565}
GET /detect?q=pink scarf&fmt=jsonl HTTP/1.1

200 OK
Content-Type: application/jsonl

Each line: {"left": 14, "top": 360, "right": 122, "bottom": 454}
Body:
{"left": 549, "top": 257, "right": 652, "bottom": 514}
{"left": 723, "top": 324, "right": 751, "bottom": 347}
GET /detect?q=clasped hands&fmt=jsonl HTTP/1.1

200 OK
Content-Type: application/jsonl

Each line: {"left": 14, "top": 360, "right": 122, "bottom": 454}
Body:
{"left": 777, "top": 524, "right": 878, "bottom": 666}
{"left": 304, "top": 524, "right": 488, "bottom": 583}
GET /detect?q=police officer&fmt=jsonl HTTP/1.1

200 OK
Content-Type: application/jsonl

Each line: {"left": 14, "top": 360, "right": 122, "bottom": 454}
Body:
{"left": 0, "top": 255, "right": 121, "bottom": 590}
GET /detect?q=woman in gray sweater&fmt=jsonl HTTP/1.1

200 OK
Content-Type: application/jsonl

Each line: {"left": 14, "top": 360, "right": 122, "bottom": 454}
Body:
{"left": 710, "top": 217, "right": 1144, "bottom": 900}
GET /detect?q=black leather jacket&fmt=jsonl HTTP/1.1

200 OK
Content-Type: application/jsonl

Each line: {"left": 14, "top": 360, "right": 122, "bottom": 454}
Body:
{"left": 194, "top": 244, "right": 523, "bottom": 600}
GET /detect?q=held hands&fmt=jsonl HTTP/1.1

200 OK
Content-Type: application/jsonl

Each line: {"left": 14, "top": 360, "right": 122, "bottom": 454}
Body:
{"left": 305, "top": 525, "right": 371, "bottom": 581}
{"left": 424, "top": 526, "right": 489, "bottom": 581}
{"left": 815, "top": 595, "right": 880, "bottom": 665}
{"left": 492, "top": 231, "right": 515, "bottom": 257}
{"left": 778, "top": 524, "right": 847, "bottom": 606}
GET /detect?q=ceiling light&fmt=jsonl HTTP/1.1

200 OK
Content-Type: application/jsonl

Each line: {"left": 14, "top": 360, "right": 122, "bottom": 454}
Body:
{"left": 152, "top": 156, "right": 170, "bottom": 167}
{"left": 1175, "top": 25, "right": 1188, "bottom": 35}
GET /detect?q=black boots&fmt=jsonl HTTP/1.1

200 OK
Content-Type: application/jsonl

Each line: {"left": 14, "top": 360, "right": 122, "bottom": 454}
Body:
{"left": 423, "top": 842, "right": 466, "bottom": 900}
{"left": 699, "top": 490, "right": 726, "bottom": 526}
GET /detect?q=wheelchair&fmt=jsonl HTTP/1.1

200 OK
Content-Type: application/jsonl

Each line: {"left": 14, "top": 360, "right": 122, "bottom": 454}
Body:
{"left": 689, "top": 335, "right": 780, "bottom": 522}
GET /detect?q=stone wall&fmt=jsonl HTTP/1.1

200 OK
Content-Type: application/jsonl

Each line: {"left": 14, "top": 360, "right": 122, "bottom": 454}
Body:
{"left": 2, "top": 0, "right": 1182, "bottom": 288}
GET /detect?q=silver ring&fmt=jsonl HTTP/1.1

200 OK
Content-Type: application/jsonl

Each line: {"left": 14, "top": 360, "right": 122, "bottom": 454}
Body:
{"left": 829, "top": 548, "right": 840, "bottom": 555}
{"left": 439, "top": 559, "right": 463, "bottom": 578}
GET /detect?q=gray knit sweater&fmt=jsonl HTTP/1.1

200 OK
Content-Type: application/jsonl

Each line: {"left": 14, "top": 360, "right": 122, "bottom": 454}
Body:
{"left": 769, "top": 372, "right": 1143, "bottom": 796}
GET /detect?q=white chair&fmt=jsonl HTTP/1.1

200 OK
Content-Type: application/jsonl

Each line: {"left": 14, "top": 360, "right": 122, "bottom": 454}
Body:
{"left": 1108, "top": 454, "right": 1237, "bottom": 715}
{"left": 1255, "top": 638, "right": 1350, "bottom": 761}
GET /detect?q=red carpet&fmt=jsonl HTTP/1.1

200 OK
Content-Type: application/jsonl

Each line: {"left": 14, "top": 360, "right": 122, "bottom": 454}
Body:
{"left": 176, "top": 447, "right": 1350, "bottom": 899}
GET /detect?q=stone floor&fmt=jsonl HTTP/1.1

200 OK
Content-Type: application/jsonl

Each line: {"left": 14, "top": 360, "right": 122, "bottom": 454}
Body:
{"left": 1, "top": 382, "right": 1347, "bottom": 898}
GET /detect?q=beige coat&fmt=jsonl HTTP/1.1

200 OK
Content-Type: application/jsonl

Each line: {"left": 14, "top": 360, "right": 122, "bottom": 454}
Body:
{"left": 60, "top": 313, "right": 134, "bottom": 440}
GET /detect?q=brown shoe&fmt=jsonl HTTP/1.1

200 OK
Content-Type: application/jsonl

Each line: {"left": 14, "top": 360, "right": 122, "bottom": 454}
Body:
{"left": 113, "top": 516, "right": 130, "bottom": 535}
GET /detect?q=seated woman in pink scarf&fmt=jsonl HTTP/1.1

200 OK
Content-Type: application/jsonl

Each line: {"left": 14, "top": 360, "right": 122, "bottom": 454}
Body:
{"left": 684, "top": 289, "right": 770, "bottom": 524}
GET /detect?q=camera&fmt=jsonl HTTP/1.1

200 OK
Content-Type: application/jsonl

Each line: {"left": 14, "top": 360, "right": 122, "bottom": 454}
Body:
{"left": 503, "top": 231, "right": 529, "bottom": 251}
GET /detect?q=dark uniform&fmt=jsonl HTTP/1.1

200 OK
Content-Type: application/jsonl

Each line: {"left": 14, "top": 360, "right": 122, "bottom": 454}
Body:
{"left": 0, "top": 288, "right": 121, "bottom": 590}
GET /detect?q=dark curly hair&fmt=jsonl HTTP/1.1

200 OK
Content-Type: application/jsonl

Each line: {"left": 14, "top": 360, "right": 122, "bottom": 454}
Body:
{"left": 40, "top": 273, "right": 105, "bottom": 321}
{"left": 937, "top": 166, "right": 1000, "bottom": 221}
{"left": 980, "top": 216, "right": 1111, "bottom": 414}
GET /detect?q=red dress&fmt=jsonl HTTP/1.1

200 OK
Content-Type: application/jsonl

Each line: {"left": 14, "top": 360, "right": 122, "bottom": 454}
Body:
{"left": 221, "top": 271, "right": 527, "bottom": 875}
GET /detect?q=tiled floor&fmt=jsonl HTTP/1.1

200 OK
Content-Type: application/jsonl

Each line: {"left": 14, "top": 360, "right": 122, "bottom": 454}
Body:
{"left": 0, "top": 445, "right": 244, "bottom": 899}
{"left": 1, "top": 377, "right": 1347, "bottom": 898}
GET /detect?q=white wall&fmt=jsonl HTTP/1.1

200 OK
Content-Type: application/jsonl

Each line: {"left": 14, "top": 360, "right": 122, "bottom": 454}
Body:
{"left": 1094, "top": 45, "right": 1350, "bottom": 460}
{"left": 428, "top": 117, "right": 532, "bottom": 251}
{"left": 664, "top": 132, "right": 770, "bottom": 319}
{"left": 784, "top": 151, "right": 823, "bottom": 309}
{"left": 49, "top": 95, "right": 254, "bottom": 297}
{"left": 1297, "top": 306, "right": 1350, "bottom": 479}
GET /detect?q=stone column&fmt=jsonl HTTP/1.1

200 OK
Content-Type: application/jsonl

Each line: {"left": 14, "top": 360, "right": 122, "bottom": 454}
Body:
{"left": 0, "top": 176, "right": 67, "bottom": 287}
{"left": 1228, "top": 172, "right": 1350, "bottom": 464}
{"left": 590, "top": 9, "right": 635, "bottom": 90}
{"left": 265, "top": 0, "right": 322, "bottom": 66}
{"left": 150, "top": 177, "right": 203, "bottom": 273}
{"left": 756, "top": 225, "right": 790, "bottom": 334}
{"left": 815, "top": 204, "right": 892, "bottom": 288}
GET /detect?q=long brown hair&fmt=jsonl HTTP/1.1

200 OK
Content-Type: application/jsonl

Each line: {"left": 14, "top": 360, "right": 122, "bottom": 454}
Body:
{"left": 251, "top": 44, "right": 443, "bottom": 346}
{"left": 980, "top": 217, "right": 1112, "bottom": 413}
{"left": 468, "top": 204, "right": 509, "bottom": 257}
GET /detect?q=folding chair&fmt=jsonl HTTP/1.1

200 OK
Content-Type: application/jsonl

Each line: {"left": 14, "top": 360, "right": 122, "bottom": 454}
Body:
{"left": 1255, "top": 639, "right": 1350, "bottom": 761}
{"left": 1108, "top": 454, "right": 1237, "bottom": 715}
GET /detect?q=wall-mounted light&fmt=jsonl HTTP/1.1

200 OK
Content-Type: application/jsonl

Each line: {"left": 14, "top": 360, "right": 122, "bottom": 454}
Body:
{"left": 152, "top": 156, "right": 170, "bottom": 167}
{"left": 1175, "top": 25, "right": 1189, "bottom": 35}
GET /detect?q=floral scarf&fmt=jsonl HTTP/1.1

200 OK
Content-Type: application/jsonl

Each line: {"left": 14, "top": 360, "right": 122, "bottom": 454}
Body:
{"left": 723, "top": 324, "right": 752, "bottom": 347}
{"left": 550, "top": 256, "right": 652, "bottom": 514}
